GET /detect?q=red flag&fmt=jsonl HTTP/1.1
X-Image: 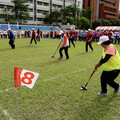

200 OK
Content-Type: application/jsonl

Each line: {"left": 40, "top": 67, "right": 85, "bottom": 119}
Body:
{"left": 14, "top": 67, "right": 39, "bottom": 89}
{"left": 14, "top": 67, "right": 22, "bottom": 88}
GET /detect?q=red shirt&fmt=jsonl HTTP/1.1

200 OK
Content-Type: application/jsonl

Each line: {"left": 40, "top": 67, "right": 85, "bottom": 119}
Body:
{"left": 86, "top": 33, "right": 93, "bottom": 43}
{"left": 69, "top": 31, "right": 75, "bottom": 39}
{"left": 108, "top": 32, "right": 112, "bottom": 39}
{"left": 32, "top": 31, "right": 36, "bottom": 38}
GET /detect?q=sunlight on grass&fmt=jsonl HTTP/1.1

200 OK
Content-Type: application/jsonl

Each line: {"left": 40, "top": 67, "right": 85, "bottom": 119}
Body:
{"left": 0, "top": 38, "right": 120, "bottom": 120}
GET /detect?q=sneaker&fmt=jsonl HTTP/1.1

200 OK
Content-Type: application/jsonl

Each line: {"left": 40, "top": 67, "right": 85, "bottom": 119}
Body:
{"left": 114, "top": 85, "right": 120, "bottom": 94}
{"left": 97, "top": 92, "right": 107, "bottom": 96}
{"left": 66, "top": 58, "right": 70, "bottom": 60}
{"left": 28, "top": 44, "right": 31, "bottom": 46}
{"left": 58, "top": 56, "right": 63, "bottom": 60}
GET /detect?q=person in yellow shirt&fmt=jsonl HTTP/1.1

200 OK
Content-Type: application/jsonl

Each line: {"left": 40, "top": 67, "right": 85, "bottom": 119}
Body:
{"left": 94, "top": 36, "right": 120, "bottom": 96}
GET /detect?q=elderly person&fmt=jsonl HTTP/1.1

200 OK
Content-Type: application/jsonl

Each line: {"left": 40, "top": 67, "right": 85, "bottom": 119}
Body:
{"left": 29, "top": 28, "right": 37, "bottom": 46}
{"left": 8, "top": 28, "right": 15, "bottom": 49}
{"left": 58, "top": 30, "right": 69, "bottom": 60}
{"left": 94, "top": 36, "right": 120, "bottom": 96}
{"left": 85, "top": 29, "right": 94, "bottom": 52}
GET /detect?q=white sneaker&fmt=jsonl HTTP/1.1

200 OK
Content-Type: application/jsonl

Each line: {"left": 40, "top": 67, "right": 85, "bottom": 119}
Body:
{"left": 97, "top": 92, "right": 107, "bottom": 96}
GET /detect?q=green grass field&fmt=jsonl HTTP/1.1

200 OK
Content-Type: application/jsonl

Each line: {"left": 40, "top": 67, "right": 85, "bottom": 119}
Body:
{"left": 0, "top": 37, "right": 120, "bottom": 120}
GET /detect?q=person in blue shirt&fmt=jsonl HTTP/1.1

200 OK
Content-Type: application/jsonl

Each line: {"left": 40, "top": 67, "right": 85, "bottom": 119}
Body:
{"left": 8, "top": 28, "right": 15, "bottom": 49}
{"left": 94, "top": 31, "right": 98, "bottom": 42}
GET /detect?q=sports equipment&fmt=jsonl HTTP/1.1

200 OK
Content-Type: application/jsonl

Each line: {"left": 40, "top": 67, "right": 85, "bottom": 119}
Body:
{"left": 81, "top": 71, "right": 95, "bottom": 90}
{"left": 51, "top": 43, "right": 60, "bottom": 58}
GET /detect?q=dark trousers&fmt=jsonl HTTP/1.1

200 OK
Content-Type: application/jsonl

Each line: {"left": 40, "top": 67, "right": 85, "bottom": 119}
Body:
{"left": 101, "top": 70, "right": 120, "bottom": 93}
{"left": 69, "top": 38, "right": 75, "bottom": 47}
{"left": 59, "top": 46, "right": 69, "bottom": 59}
{"left": 86, "top": 42, "right": 93, "bottom": 52}
{"left": 36, "top": 36, "right": 40, "bottom": 42}
{"left": 30, "top": 38, "right": 37, "bottom": 44}
{"left": 9, "top": 40, "right": 15, "bottom": 49}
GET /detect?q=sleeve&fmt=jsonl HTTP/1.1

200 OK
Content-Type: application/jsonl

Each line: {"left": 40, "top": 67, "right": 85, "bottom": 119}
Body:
{"left": 106, "top": 46, "right": 116, "bottom": 55}
{"left": 99, "top": 54, "right": 112, "bottom": 65}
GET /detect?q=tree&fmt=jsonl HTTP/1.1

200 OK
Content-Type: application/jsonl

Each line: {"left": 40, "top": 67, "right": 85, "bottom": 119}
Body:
{"left": 11, "top": 0, "right": 30, "bottom": 24}
{"left": 43, "top": 8, "right": 61, "bottom": 25}
{"left": 79, "top": 17, "right": 91, "bottom": 30}
{"left": 52, "top": 8, "right": 61, "bottom": 25}
{"left": 1, "top": 8, "right": 10, "bottom": 22}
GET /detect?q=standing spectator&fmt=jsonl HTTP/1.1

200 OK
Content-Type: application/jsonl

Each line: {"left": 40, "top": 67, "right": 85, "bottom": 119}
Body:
{"left": 118, "top": 31, "right": 120, "bottom": 44}
{"left": 69, "top": 28, "right": 75, "bottom": 48}
{"left": 58, "top": 31, "right": 69, "bottom": 60}
{"left": 8, "top": 28, "right": 15, "bottom": 49}
{"left": 85, "top": 29, "right": 94, "bottom": 53}
{"left": 50, "top": 28, "right": 53, "bottom": 38}
{"left": 27, "top": 30, "right": 31, "bottom": 38}
{"left": 36, "top": 28, "right": 40, "bottom": 42}
{"left": 82, "top": 31, "right": 86, "bottom": 41}
{"left": 108, "top": 30, "right": 112, "bottom": 41}
{"left": 21, "top": 29, "right": 25, "bottom": 38}
{"left": 94, "top": 36, "right": 120, "bottom": 96}
{"left": 29, "top": 28, "right": 37, "bottom": 46}
{"left": 94, "top": 30, "right": 98, "bottom": 42}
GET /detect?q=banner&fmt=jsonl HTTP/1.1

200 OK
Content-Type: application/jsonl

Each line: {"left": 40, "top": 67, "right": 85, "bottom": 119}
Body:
{"left": 14, "top": 67, "right": 39, "bottom": 89}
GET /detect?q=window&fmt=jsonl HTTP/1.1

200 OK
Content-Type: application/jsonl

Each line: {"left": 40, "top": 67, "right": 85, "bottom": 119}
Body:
{"left": 30, "top": 17, "right": 33, "bottom": 20}
{"left": 37, "top": 10, "right": 42, "bottom": 13}
{"left": 37, "top": 1, "right": 42, "bottom": 5}
{"left": 37, "top": 18, "right": 43, "bottom": 21}
{"left": 29, "top": 8, "right": 33, "bottom": 12}
{"left": 44, "top": 3, "right": 49, "bottom": 6}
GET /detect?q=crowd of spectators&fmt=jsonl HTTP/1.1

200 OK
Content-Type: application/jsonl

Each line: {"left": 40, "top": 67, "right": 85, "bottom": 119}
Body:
{"left": 1, "top": 28, "right": 120, "bottom": 44}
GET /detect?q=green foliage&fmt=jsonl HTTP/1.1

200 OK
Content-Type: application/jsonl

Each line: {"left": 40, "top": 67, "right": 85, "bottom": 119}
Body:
{"left": 44, "top": 8, "right": 61, "bottom": 25}
{"left": 79, "top": 17, "right": 91, "bottom": 30}
{"left": 11, "top": 0, "right": 30, "bottom": 24}
{"left": 92, "top": 19, "right": 120, "bottom": 29}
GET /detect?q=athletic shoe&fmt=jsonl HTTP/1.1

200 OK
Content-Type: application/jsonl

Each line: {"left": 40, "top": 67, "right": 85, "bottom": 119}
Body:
{"left": 66, "top": 58, "right": 70, "bottom": 60}
{"left": 114, "top": 85, "right": 120, "bottom": 94}
{"left": 58, "top": 56, "right": 63, "bottom": 60}
{"left": 28, "top": 44, "right": 31, "bottom": 46}
{"left": 97, "top": 92, "right": 107, "bottom": 96}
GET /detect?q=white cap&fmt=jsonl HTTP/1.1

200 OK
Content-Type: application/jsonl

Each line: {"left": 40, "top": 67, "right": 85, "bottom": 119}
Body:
{"left": 88, "top": 29, "right": 91, "bottom": 31}
{"left": 59, "top": 30, "right": 64, "bottom": 35}
{"left": 32, "top": 28, "right": 34, "bottom": 30}
{"left": 8, "top": 28, "right": 11, "bottom": 30}
{"left": 97, "top": 36, "right": 109, "bottom": 45}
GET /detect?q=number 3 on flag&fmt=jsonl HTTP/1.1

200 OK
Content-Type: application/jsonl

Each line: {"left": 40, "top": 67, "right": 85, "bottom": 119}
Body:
{"left": 14, "top": 67, "right": 39, "bottom": 89}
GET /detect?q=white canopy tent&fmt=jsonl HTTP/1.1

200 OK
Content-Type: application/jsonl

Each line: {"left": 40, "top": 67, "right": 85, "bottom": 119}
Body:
{"left": 95, "top": 26, "right": 120, "bottom": 31}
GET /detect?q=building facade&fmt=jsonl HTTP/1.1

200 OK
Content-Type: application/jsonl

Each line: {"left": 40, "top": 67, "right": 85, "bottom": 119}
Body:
{"left": 83, "top": 0, "right": 119, "bottom": 21}
{"left": 0, "top": 0, "right": 83, "bottom": 24}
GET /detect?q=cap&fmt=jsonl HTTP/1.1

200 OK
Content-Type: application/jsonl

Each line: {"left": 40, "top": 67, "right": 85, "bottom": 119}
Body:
{"left": 8, "top": 28, "right": 11, "bottom": 30}
{"left": 32, "top": 28, "right": 34, "bottom": 30}
{"left": 97, "top": 36, "right": 109, "bottom": 45}
{"left": 59, "top": 30, "right": 64, "bottom": 35}
{"left": 88, "top": 29, "right": 91, "bottom": 31}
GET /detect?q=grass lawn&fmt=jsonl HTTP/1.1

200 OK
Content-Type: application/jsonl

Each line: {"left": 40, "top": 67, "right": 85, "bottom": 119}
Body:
{"left": 0, "top": 37, "right": 120, "bottom": 120}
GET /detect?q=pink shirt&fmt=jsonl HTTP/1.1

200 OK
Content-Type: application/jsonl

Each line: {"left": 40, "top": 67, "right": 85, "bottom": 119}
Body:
{"left": 106, "top": 46, "right": 116, "bottom": 55}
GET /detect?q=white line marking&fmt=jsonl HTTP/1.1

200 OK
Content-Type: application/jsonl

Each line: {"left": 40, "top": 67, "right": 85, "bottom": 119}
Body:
{"left": 0, "top": 68, "right": 86, "bottom": 92}
{"left": 42, "top": 68, "right": 86, "bottom": 81}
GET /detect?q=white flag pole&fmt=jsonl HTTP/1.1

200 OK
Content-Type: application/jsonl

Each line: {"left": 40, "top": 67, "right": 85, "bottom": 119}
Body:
{"left": 15, "top": 88, "right": 18, "bottom": 120}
